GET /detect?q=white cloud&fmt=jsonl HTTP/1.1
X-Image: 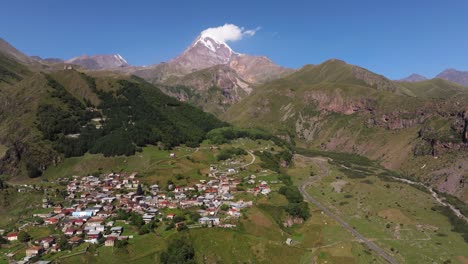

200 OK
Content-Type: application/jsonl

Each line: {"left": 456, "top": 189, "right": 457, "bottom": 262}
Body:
{"left": 244, "top": 27, "right": 261, "bottom": 37}
{"left": 201, "top": 24, "right": 260, "bottom": 43}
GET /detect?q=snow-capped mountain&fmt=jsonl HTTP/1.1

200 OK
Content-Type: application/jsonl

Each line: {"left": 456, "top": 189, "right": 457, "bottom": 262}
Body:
{"left": 66, "top": 54, "right": 129, "bottom": 70}
{"left": 166, "top": 34, "right": 291, "bottom": 83}
{"left": 170, "top": 35, "right": 237, "bottom": 70}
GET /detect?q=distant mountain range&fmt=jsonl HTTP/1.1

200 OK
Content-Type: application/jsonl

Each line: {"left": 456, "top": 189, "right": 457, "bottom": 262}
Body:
{"left": 65, "top": 54, "right": 129, "bottom": 70}
{"left": 398, "top": 70, "right": 468, "bottom": 87}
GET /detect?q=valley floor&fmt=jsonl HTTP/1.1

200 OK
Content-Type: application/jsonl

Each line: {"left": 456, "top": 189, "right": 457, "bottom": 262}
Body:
{"left": 288, "top": 154, "right": 468, "bottom": 264}
{"left": 0, "top": 140, "right": 466, "bottom": 264}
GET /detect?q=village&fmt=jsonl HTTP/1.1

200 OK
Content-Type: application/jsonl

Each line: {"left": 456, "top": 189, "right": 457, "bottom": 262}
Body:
{"left": 1, "top": 150, "right": 276, "bottom": 263}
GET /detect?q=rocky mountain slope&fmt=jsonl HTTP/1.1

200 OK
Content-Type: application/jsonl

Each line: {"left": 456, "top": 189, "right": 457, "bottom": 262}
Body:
{"left": 223, "top": 59, "right": 468, "bottom": 201}
{"left": 124, "top": 34, "right": 292, "bottom": 114}
{"left": 133, "top": 34, "right": 291, "bottom": 83}
{"left": 161, "top": 65, "right": 251, "bottom": 115}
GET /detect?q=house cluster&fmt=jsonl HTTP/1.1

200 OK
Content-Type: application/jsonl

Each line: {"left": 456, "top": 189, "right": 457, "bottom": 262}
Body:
{"left": 246, "top": 174, "right": 272, "bottom": 196}
{"left": 4, "top": 159, "right": 276, "bottom": 261}
{"left": 60, "top": 170, "right": 258, "bottom": 229}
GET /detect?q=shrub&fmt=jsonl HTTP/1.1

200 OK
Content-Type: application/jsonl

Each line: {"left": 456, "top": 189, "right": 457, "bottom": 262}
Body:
{"left": 285, "top": 202, "right": 310, "bottom": 220}
{"left": 160, "top": 238, "right": 195, "bottom": 264}
{"left": 18, "top": 231, "right": 31, "bottom": 242}
{"left": 217, "top": 147, "right": 247, "bottom": 161}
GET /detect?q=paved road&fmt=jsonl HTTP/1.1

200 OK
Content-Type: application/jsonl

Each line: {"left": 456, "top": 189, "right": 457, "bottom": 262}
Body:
{"left": 299, "top": 159, "right": 399, "bottom": 264}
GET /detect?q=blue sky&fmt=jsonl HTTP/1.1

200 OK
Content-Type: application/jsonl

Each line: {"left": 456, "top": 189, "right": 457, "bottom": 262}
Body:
{"left": 1, "top": 0, "right": 467, "bottom": 79}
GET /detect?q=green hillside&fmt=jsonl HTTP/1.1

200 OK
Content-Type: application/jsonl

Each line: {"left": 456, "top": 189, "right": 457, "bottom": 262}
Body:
{"left": 223, "top": 59, "right": 468, "bottom": 201}
{"left": 399, "top": 78, "right": 468, "bottom": 99}
{"left": 0, "top": 56, "right": 227, "bottom": 179}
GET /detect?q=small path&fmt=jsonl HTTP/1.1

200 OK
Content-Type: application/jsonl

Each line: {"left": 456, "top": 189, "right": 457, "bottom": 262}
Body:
{"left": 391, "top": 177, "right": 467, "bottom": 223}
{"left": 155, "top": 147, "right": 200, "bottom": 165}
{"left": 237, "top": 151, "right": 256, "bottom": 168}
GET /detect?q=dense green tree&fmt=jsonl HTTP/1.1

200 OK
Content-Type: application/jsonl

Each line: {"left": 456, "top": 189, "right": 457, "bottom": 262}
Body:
{"left": 18, "top": 231, "right": 31, "bottom": 242}
{"left": 129, "top": 213, "right": 144, "bottom": 227}
{"left": 217, "top": 147, "right": 247, "bottom": 161}
{"left": 136, "top": 183, "right": 143, "bottom": 195}
{"left": 36, "top": 76, "right": 227, "bottom": 159}
{"left": 26, "top": 162, "right": 42, "bottom": 178}
{"left": 285, "top": 202, "right": 310, "bottom": 220}
{"left": 278, "top": 186, "right": 303, "bottom": 203}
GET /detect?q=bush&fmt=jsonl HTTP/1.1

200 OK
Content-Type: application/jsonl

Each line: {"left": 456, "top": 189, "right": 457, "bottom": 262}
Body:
{"left": 115, "top": 239, "right": 128, "bottom": 248}
{"left": 279, "top": 186, "right": 303, "bottom": 203}
{"left": 278, "top": 180, "right": 310, "bottom": 221}
{"left": 18, "top": 231, "right": 31, "bottom": 242}
{"left": 129, "top": 213, "right": 144, "bottom": 227}
{"left": 285, "top": 202, "right": 310, "bottom": 220}
{"left": 160, "top": 238, "right": 195, "bottom": 264}
{"left": 26, "top": 162, "right": 42, "bottom": 178}
{"left": 278, "top": 174, "right": 293, "bottom": 186}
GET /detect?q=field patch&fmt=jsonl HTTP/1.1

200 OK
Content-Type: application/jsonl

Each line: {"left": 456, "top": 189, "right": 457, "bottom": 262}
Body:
{"left": 377, "top": 208, "right": 414, "bottom": 225}
{"left": 331, "top": 179, "right": 347, "bottom": 193}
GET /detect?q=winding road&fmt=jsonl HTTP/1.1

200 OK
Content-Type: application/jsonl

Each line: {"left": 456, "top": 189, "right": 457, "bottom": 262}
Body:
{"left": 299, "top": 159, "right": 399, "bottom": 264}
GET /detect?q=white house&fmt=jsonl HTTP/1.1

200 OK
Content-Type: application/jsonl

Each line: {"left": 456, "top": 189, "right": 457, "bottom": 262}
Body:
{"left": 198, "top": 217, "right": 220, "bottom": 227}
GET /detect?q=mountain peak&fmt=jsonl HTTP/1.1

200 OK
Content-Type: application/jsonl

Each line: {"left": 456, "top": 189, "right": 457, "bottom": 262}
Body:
{"left": 397, "top": 73, "right": 428, "bottom": 82}
{"left": 134, "top": 32, "right": 291, "bottom": 84}
{"left": 170, "top": 35, "right": 238, "bottom": 71}
{"left": 192, "top": 34, "right": 237, "bottom": 55}
{"left": 436, "top": 68, "right": 468, "bottom": 86}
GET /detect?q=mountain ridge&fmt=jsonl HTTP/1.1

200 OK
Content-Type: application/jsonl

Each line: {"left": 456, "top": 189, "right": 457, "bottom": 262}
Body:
{"left": 223, "top": 59, "right": 468, "bottom": 201}
{"left": 436, "top": 68, "right": 468, "bottom": 86}
{"left": 65, "top": 54, "right": 129, "bottom": 70}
